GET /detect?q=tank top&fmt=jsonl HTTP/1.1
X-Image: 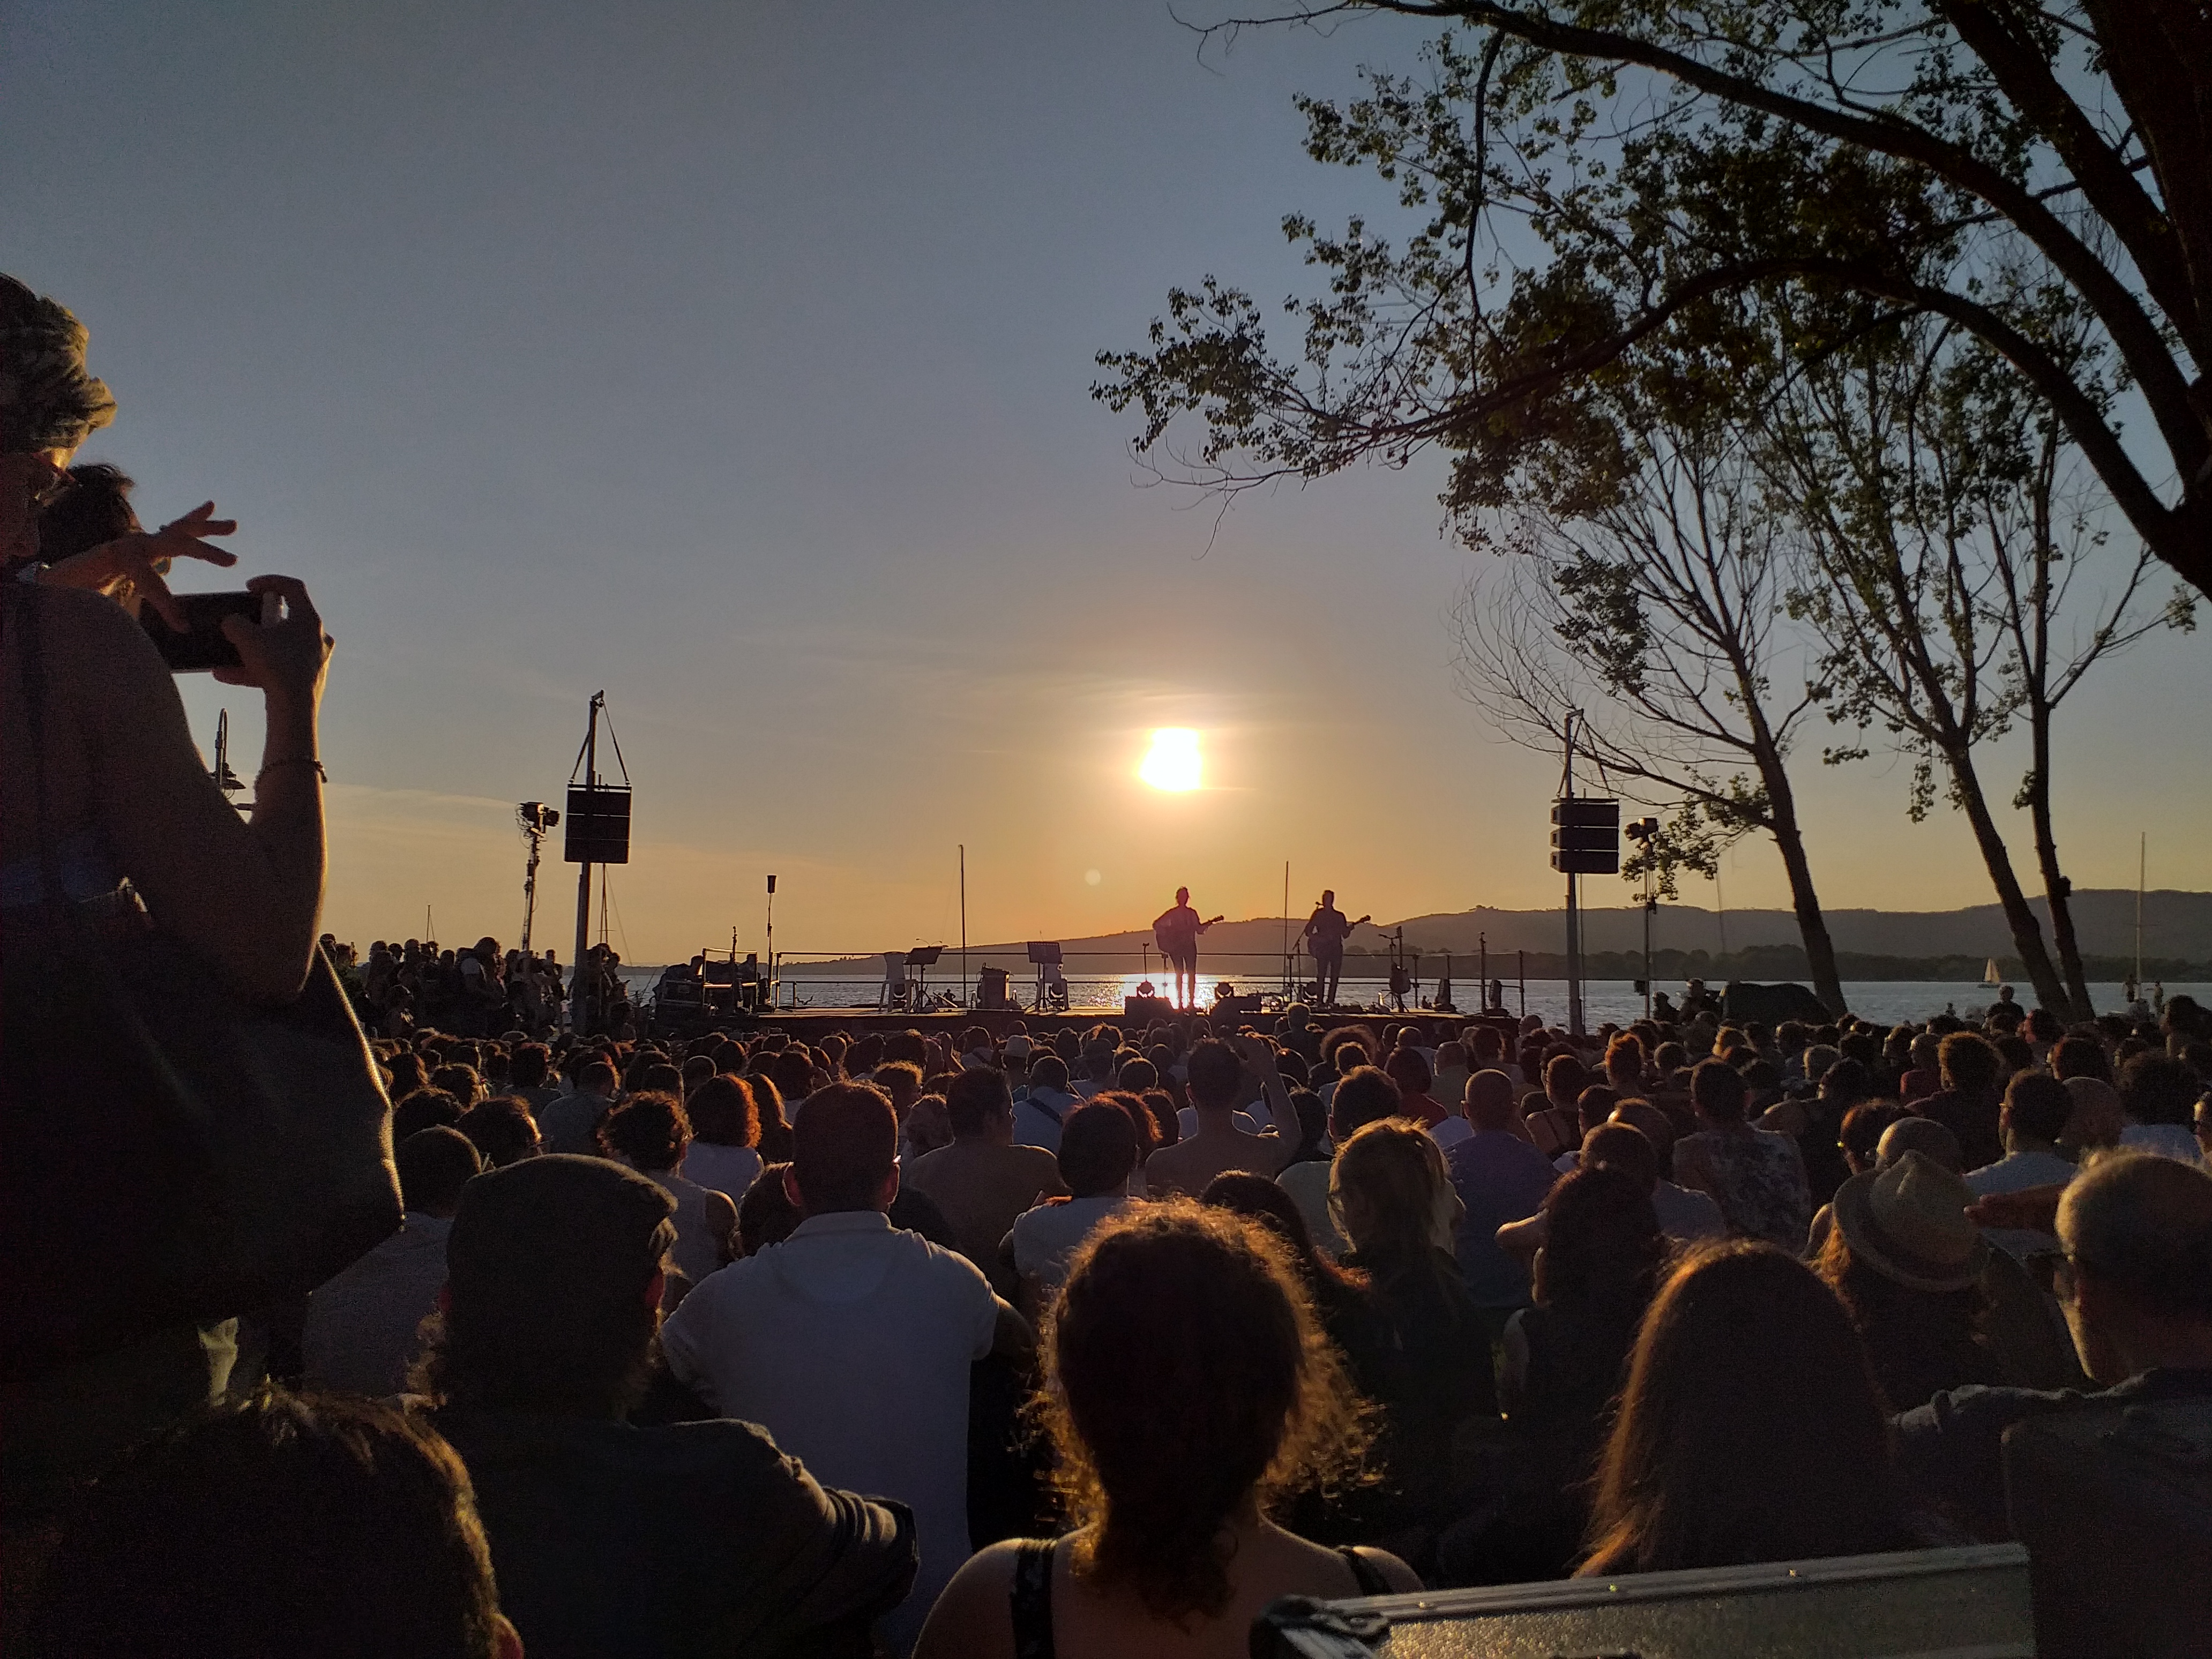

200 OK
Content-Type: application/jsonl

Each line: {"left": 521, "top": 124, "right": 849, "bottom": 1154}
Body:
{"left": 1006, "top": 1536, "right": 1393, "bottom": 1658}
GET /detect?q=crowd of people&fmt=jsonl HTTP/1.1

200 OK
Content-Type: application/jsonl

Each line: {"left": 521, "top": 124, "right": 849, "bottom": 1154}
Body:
{"left": 6, "top": 272, "right": 2212, "bottom": 1656}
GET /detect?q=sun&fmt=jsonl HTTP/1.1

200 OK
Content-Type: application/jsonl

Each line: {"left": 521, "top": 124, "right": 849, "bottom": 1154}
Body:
{"left": 1139, "top": 728, "right": 1202, "bottom": 791}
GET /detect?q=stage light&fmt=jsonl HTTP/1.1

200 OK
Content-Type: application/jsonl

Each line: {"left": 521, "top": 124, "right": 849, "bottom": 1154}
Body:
{"left": 1139, "top": 728, "right": 1202, "bottom": 791}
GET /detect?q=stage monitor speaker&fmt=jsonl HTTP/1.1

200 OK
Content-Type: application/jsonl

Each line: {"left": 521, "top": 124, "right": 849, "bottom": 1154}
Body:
{"left": 1251, "top": 1544, "right": 2032, "bottom": 1659}
{"left": 2004, "top": 1394, "right": 2212, "bottom": 1659}
{"left": 563, "top": 784, "right": 632, "bottom": 864}
{"left": 1125, "top": 995, "right": 1174, "bottom": 1022}
{"left": 1550, "top": 796, "right": 1620, "bottom": 875}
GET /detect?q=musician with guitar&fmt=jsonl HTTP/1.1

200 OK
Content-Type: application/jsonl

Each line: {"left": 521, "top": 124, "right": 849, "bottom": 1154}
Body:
{"left": 1152, "top": 886, "right": 1221, "bottom": 1011}
{"left": 1301, "top": 890, "right": 1369, "bottom": 1008}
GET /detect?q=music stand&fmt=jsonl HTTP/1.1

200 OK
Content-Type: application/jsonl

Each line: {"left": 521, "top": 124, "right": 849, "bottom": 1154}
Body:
{"left": 1026, "top": 941, "right": 1063, "bottom": 1012}
{"left": 905, "top": 945, "right": 944, "bottom": 1007}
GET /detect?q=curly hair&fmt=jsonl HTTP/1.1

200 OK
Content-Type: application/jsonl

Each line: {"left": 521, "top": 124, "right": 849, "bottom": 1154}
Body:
{"left": 1039, "top": 1201, "right": 1371, "bottom": 1625}
{"left": 596, "top": 1090, "right": 691, "bottom": 1172}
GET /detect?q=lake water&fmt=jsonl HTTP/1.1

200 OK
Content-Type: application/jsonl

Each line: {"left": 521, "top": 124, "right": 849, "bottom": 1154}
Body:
{"left": 620, "top": 970, "right": 2202, "bottom": 1028}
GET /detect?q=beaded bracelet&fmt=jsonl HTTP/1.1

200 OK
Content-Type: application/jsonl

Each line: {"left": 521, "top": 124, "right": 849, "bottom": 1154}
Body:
{"left": 259, "top": 757, "right": 328, "bottom": 782}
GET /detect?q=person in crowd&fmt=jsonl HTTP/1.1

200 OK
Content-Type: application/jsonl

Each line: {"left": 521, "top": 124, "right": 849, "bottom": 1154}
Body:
{"left": 1815, "top": 1152, "right": 2002, "bottom": 1411}
{"left": 1143, "top": 1035, "right": 1295, "bottom": 1196}
{"left": 745, "top": 1072, "right": 798, "bottom": 1163}
{"left": 914, "top": 1203, "right": 1418, "bottom": 1658}
{"left": 1200, "top": 1172, "right": 1374, "bottom": 1366}
{"left": 682, "top": 1073, "right": 764, "bottom": 1206}
{"left": 1896, "top": 1152, "right": 2212, "bottom": 1540}
{"left": 1328, "top": 1120, "right": 1495, "bottom": 1535}
{"left": 507, "top": 1043, "right": 562, "bottom": 1114}
{"left": 1673, "top": 1059, "right": 1811, "bottom": 1250}
{"left": 1276, "top": 1064, "right": 1400, "bottom": 1259}
{"left": 3, "top": 273, "right": 341, "bottom": 1518}
{"left": 302, "top": 1126, "right": 481, "bottom": 1397}
{"left": 538, "top": 1057, "right": 618, "bottom": 1156}
{"left": 663, "top": 1082, "right": 1030, "bottom": 1655}
{"left": 395, "top": 1087, "right": 468, "bottom": 1140}
{"left": 1602, "top": 1103, "right": 1724, "bottom": 1243}
{"left": 1013, "top": 1052, "right": 1079, "bottom": 1154}
{"left": 1965, "top": 1072, "right": 2078, "bottom": 1258}
{"left": 1471, "top": 1161, "right": 1666, "bottom": 1581}
{"left": 1447, "top": 1068, "right": 1563, "bottom": 1341}
{"left": 903, "top": 1067, "right": 1067, "bottom": 1296}
{"left": 457, "top": 1098, "right": 542, "bottom": 1169}
{"left": 736, "top": 1159, "right": 803, "bottom": 1257}
{"left": 1385, "top": 1047, "right": 1446, "bottom": 1129}
{"left": 29, "top": 1385, "right": 520, "bottom": 1659}
{"left": 2116, "top": 1052, "right": 2203, "bottom": 1164}
{"left": 422, "top": 1155, "right": 917, "bottom": 1658}
{"left": 595, "top": 1093, "right": 738, "bottom": 1287}
{"left": 1581, "top": 1242, "right": 1915, "bottom": 1574}
{"left": 1524, "top": 1052, "right": 1589, "bottom": 1156}
{"left": 1004, "top": 1101, "right": 1137, "bottom": 1319}
{"left": 1922, "top": 1033, "right": 2007, "bottom": 1172}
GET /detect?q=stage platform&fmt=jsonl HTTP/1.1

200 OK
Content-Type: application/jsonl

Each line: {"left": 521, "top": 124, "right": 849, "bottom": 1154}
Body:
{"left": 729, "top": 1005, "right": 1517, "bottom": 1041}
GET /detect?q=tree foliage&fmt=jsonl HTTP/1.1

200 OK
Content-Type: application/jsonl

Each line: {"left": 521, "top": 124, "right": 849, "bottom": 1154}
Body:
{"left": 1095, "top": 2, "right": 2212, "bottom": 596}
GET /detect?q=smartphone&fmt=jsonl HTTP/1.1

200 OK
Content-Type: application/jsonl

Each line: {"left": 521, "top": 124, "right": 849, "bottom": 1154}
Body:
{"left": 141, "top": 590, "right": 261, "bottom": 673}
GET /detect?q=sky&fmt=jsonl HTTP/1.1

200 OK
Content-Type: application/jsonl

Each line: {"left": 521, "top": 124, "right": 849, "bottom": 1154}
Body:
{"left": 6, "top": 0, "right": 2207, "bottom": 965}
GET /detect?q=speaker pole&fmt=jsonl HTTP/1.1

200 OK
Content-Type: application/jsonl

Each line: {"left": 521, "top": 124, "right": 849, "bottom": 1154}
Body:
{"left": 570, "top": 691, "right": 602, "bottom": 1034}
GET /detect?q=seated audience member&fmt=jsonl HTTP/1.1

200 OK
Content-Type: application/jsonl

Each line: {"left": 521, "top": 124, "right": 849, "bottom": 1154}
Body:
{"left": 538, "top": 1057, "right": 618, "bottom": 1155}
{"left": 1524, "top": 1053, "right": 1589, "bottom": 1156}
{"left": 424, "top": 1156, "right": 916, "bottom": 1658}
{"left": 303, "top": 1126, "right": 482, "bottom": 1397}
{"left": 682, "top": 1074, "right": 764, "bottom": 1207}
{"left": 1581, "top": 1242, "right": 1915, "bottom": 1574}
{"left": 1604, "top": 1104, "right": 1724, "bottom": 1243}
{"left": 458, "top": 1097, "right": 542, "bottom": 1169}
{"left": 2116, "top": 1053, "right": 2203, "bottom": 1164}
{"left": 1473, "top": 1162, "right": 1665, "bottom": 1582}
{"left": 1673, "top": 1059, "right": 1811, "bottom": 1250}
{"left": 1328, "top": 1121, "right": 1496, "bottom": 1533}
{"left": 1013, "top": 1054, "right": 1079, "bottom": 1154}
{"left": 663, "top": 1083, "right": 1030, "bottom": 1655}
{"left": 914, "top": 1203, "right": 1418, "bottom": 1658}
{"left": 1276, "top": 1065, "right": 1400, "bottom": 1259}
{"left": 30, "top": 1385, "right": 518, "bottom": 1659}
{"left": 1966, "top": 1072, "right": 2078, "bottom": 1257}
{"left": 1005, "top": 1101, "right": 1137, "bottom": 1318}
{"left": 1144, "top": 1036, "right": 1296, "bottom": 1196}
{"left": 1201, "top": 1173, "right": 1374, "bottom": 1364}
{"left": 1896, "top": 1150, "right": 2212, "bottom": 1539}
{"left": 1385, "top": 1047, "right": 1446, "bottom": 1129}
{"left": 744, "top": 1074, "right": 797, "bottom": 1164}
{"left": 394, "top": 1087, "right": 466, "bottom": 1140}
{"left": 1448, "top": 1069, "right": 1564, "bottom": 1338}
{"left": 596, "top": 1093, "right": 738, "bottom": 1287}
{"left": 903, "top": 1067, "right": 1068, "bottom": 1295}
{"left": 1815, "top": 1152, "right": 2002, "bottom": 1411}
{"left": 736, "top": 1160, "right": 802, "bottom": 1256}
{"left": 1922, "top": 1033, "right": 2006, "bottom": 1172}
{"left": 508, "top": 1043, "right": 563, "bottom": 1112}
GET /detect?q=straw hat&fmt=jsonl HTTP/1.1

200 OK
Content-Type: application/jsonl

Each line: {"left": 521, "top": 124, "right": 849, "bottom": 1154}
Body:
{"left": 1832, "top": 1149, "right": 1982, "bottom": 1292}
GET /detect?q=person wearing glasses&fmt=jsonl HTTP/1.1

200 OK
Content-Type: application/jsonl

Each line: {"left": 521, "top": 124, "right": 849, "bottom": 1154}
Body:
{"left": 1892, "top": 1151, "right": 2212, "bottom": 1540}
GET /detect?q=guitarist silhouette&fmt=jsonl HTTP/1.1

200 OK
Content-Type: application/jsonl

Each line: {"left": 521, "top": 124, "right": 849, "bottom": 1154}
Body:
{"left": 1153, "top": 887, "right": 1221, "bottom": 1011}
{"left": 1302, "top": 890, "right": 1370, "bottom": 1008}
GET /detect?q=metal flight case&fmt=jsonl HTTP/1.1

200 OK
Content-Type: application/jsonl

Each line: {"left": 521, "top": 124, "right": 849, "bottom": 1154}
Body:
{"left": 1251, "top": 1543, "right": 2035, "bottom": 1659}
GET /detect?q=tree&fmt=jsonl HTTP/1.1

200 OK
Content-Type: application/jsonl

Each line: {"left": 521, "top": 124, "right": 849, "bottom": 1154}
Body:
{"left": 1977, "top": 415, "right": 2189, "bottom": 1014}
{"left": 1096, "top": 4, "right": 2212, "bottom": 599}
{"left": 1452, "top": 377, "right": 1851, "bottom": 1013}
{"left": 1763, "top": 311, "right": 2186, "bottom": 1017}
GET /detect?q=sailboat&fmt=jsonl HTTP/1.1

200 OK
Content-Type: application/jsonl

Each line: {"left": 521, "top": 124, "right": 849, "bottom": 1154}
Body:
{"left": 1982, "top": 958, "right": 2002, "bottom": 987}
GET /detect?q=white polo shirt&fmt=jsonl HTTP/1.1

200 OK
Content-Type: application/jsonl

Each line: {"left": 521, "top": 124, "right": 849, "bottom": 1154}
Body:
{"left": 660, "top": 1209, "right": 998, "bottom": 1653}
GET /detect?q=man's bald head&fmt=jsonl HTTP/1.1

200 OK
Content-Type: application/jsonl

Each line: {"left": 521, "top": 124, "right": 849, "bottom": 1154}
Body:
{"left": 1465, "top": 1070, "right": 1518, "bottom": 1132}
{"left": 2060, "top": 1151, "right": 2212, "bottom": 1322}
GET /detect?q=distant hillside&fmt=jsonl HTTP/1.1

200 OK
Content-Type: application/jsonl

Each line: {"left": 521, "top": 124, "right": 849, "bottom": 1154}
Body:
{"left": 781, "top": 888, "right": 2212, "bottom": 979}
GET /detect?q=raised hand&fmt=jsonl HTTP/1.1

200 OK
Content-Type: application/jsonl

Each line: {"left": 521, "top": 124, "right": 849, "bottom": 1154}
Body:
{"left": 41, "top": 500, "right": 240, "bottom": 629}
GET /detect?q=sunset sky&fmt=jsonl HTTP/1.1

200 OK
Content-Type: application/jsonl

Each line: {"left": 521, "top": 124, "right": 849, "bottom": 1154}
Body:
{"left": 8, "top": 1, "right": 2207, "bottom": 964}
